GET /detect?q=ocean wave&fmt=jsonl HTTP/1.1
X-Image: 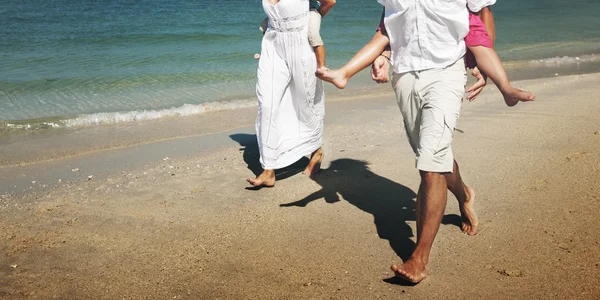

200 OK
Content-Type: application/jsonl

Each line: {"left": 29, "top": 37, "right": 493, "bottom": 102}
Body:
{"left": 529, "top": 54, "right": 600, "bottom": 65}
{"left": 0, "top": 99, "right": 256, "bottom": 132}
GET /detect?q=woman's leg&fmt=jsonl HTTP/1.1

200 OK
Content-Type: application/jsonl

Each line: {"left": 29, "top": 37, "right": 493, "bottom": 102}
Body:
{"left": 303, "top": 147, "right": 323, "bottom": 176}
{"left": 317, "top": 30, "right": 389, "bottom": 89}
{"left": 469, "top": 46, "right": 535, "bottom": 106}
{"left": 248, "top": 35, "right": 292, "bottom": 187}
{"left": 247, "top": 169, "right": 276, "bottom": 187}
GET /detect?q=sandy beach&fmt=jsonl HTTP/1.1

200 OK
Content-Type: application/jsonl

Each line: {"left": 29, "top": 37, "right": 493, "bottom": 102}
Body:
{"left": 1, "top": 73, "right": 600, "bottom": 299}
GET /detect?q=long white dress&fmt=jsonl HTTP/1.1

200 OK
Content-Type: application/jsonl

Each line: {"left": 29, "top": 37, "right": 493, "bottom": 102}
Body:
{"left": 256, "top": 0, "right": 325, "bottom": 170}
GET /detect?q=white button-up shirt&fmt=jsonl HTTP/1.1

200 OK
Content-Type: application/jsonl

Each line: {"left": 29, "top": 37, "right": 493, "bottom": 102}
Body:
{"left": 378, "top": 0, "right": 496, "bottom": 74}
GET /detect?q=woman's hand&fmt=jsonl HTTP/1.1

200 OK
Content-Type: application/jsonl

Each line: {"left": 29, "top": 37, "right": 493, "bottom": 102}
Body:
{"left": 318, "top": 0, "right": 336, "bottom": 17}
{"left": 371, "top": 55, "right": 390, "bottom": 83}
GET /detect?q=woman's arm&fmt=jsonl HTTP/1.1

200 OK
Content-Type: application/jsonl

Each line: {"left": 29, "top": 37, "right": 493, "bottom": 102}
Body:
{"left": 477, "top": 7, "right": 495, "bottom": 46}
{"left": 318, "top": 0, "right": 336, "bottom": 17}
{"left": 371, "top": 10, "right": 391, "bottom": 83}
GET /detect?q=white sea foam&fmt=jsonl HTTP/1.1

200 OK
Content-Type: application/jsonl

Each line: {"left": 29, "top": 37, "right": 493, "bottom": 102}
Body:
{"left": 529, "top": 54, "right": 600, "bottom": 65}
{"left": 0, "top": 99, "right": 256, "bottom": 132}
{"left": 1, "top": 121, "right": 63, "bottom": 131}
{"left": 63, "top": 100, "right": 256, "bottom": 128}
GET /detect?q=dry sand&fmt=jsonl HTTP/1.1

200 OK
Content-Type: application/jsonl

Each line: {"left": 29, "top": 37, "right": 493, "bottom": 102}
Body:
{"left": 1, "top": 74, "right": 599, "bottom": 299}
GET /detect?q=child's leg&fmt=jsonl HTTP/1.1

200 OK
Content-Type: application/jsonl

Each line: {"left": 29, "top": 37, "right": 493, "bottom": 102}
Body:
{"left": 314, "top": 46, "right": 326, "bottom": 68}
{"left": 307, "top": 11, "right": 326, "bottom": 68}
{"left": 317, "top": 30, "right": 389, "bottom": 89}
{"left": 468, "top": 46, "right": 509, "bottom": 91}
{"left": 469, "top": 46, "right": 535, "bottom": 106}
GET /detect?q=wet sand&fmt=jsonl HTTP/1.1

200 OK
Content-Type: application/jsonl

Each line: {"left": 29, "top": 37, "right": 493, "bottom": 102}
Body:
{"left": 1, "top": 74, "right": 600, "bottom": 299}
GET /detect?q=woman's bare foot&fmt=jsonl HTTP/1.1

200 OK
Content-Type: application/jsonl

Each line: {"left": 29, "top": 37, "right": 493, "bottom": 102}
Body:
{"left": 502, "top": 87, "right": 535, "bottom": 107}
{"left": 302, "top": 147, "right": 323, "bottom": 177}
{"left": 391, "top": 259, "right": 428, "bottom": 284}
{"left": 247, "top": 169, "right": 275, "bottom": 187}
{"left": 316, "top": 68, "right": 349, "bottom": 89}
{"left": 460, "top": 186, "right": 478, "bottom": 235}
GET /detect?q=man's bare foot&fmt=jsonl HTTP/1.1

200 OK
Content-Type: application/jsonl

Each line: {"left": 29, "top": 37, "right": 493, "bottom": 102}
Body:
{"left": 302, "top": 147, "right": 323, "bottom": 177}
{"left": 460, "top": 186, "right": 478, "bottom": 235}
{"left": 247, "top": 169, "right": 275, "bottom": 187}
{"left": 502, "top": 87, "right": 535, "bottom": 107}
{"left": 316, "top": 68, "right": 349, "bottom": 89}
{"left": 391, "top": 259, "right": 428, "bottom": 284}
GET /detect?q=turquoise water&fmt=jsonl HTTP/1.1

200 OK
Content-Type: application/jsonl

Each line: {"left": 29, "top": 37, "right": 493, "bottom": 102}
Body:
{"left": 1, "top": 0, "right": 599, "bottom": 127}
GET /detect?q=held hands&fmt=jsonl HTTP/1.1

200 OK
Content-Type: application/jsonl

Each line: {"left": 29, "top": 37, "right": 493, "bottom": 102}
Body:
{"left": 370, "top": 55, "right": 390, "bottom": 83}
{"left": 466, "top": 67, "right": 487, "bottom": 101}
{"left": 369, "top": 58, "right": 488, "bottom": 102}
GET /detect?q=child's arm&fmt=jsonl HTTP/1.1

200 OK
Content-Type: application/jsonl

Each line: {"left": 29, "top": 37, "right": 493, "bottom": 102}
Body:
{"left": 318, "top": 0, "right": 336, "bottom": 17}
{"left": 317, "top": 10, "right": 390, "bottom": 88}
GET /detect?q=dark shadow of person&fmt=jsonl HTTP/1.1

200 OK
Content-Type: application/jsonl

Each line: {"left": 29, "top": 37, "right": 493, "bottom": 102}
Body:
{"left": 280, "top": 158, "right": 462, "bottom": 285}
{"left": 229, "top": 133, "right": 310, "bottom": 188}
{"left": 280, "top": 158, "right": 418, "bottom": 261}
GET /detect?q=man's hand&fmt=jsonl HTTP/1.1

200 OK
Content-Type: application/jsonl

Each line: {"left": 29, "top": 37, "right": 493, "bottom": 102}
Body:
{"left": 371, "top": 55, "right": 390, "bottom": 83}
{"left": 466, "top": 67, "right": 487, "bottom": 101}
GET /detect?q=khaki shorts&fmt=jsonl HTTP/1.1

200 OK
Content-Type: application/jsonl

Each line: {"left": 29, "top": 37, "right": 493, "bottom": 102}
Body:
{"left": 392, "top": 59, "right": 467, "bottom": 173}
{"left": 307, "top": 10, "right": 323, "bottom": 47}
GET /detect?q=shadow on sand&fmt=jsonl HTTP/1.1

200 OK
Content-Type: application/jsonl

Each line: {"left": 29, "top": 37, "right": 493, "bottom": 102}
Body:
{"left": 280, "top": 158, "right": 462, "bottom": 285}
{"left": 229, "top": 135, "right": 463, "bottom": 284}
{"left": 229, "top": 133, "right": 309, "bottom": 189}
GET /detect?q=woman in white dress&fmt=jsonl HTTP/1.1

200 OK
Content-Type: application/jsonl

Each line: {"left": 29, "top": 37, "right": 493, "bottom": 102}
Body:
{"left": 247, "top": 0, "right": 327, "bottom": 187}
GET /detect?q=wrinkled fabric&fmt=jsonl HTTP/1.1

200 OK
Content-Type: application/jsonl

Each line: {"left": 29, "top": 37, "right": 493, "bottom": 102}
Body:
{"left": 377, "top": 0, "right": 494, "bottom": 73}
{"left": 256, "top": 0, "right": 325, "bottom": 169}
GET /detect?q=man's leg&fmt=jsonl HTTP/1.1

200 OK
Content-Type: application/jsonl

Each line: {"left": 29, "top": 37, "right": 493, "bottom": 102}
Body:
{"left": 392, "top": 171, "right": 448, "bottom": 283}
{"left": 391, "top": 60, "right": 470, "bottom": 283}
{"left": 445, "top": 160, "right": 478, "bottom": 235}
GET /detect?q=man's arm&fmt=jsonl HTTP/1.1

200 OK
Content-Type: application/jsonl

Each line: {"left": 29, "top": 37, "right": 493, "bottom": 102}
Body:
{"left": 371, "top": 9, "right": 391, "bottom": 83}
{"left": 318, "top": 0, "right": 336, "bottom": 17}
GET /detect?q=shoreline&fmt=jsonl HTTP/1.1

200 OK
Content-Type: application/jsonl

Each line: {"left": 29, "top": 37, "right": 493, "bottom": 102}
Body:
{"left": 2, "top": 63, "right": 600, "bottom": 169}
{"left": 0, "top": 72, "right": 596, "bottom": 195}
{"left": 2, "top": 53, "right": 600, "bottom": 135}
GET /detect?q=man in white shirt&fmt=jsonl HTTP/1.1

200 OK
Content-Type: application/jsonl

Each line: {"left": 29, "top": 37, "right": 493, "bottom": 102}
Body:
{"left": 367, "top": 0, "right": 495, "bottom": 283}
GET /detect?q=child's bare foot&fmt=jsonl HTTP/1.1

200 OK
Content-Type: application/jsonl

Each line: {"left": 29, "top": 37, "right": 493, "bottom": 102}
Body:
{"left": 502, "top": 87, "right": 535, "bottom": 107}
{"left": 303, "top": 147, "right": 323, "bottom": 177}
{"left": 247, "top": 169, "right": 275, "bottom": 187}
{"left": 316, "top": 68, "right": 349, "bottom": 89}
{"left": 391, "top": 259, "right": 428, "bottom": 284}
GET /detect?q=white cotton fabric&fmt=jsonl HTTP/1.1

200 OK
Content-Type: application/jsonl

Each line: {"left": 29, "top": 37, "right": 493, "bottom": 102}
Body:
{"left": 378, "top": 0, "right": 495, "bottom": 74}
{"left": 467, "top": 0, "right": 496, "bottom": 13}
{"left": 256, "top": 0, "right": 324, "bottom": 170}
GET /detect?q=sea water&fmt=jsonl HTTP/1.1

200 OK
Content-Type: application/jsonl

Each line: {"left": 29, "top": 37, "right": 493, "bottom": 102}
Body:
{"left": 1, "top": 0, "right": 599, "bottom": 131}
